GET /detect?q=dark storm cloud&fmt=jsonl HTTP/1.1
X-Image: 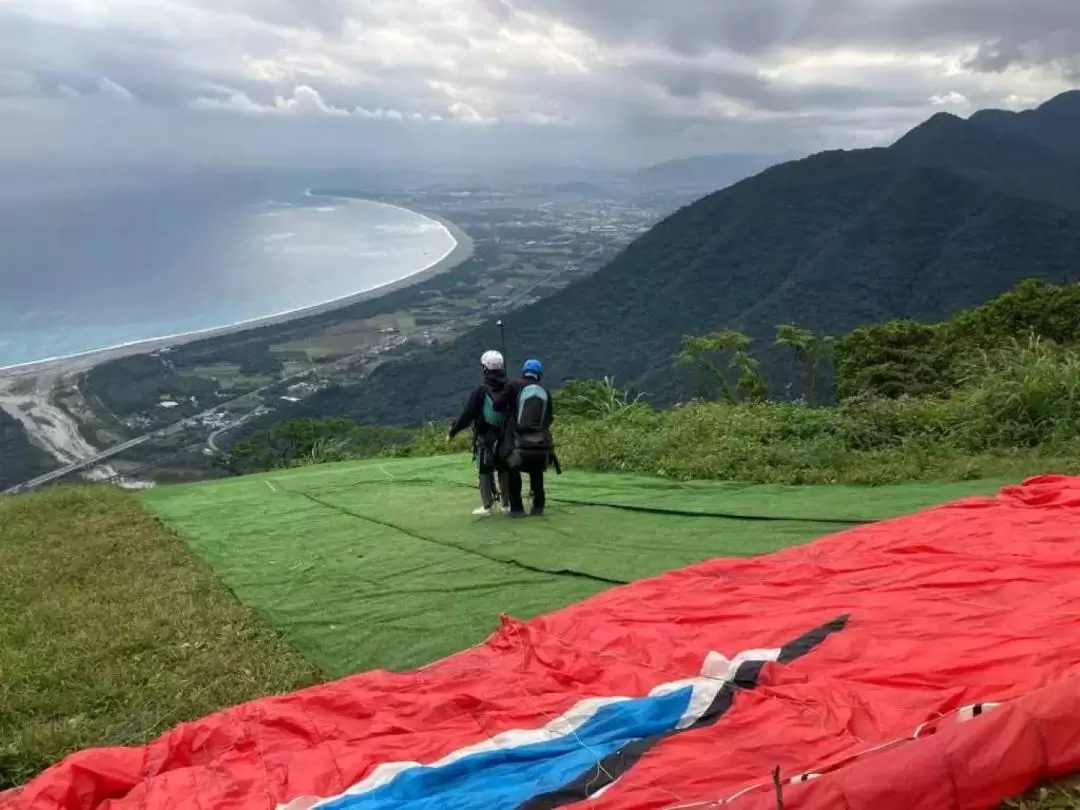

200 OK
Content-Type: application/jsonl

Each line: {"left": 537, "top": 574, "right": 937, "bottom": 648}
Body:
{"left": 630, "top": 60, "right": 928, "bottom": 114}
{"left": 491, "top": 0, "right": 860, "bottom": 55}
{"left": 502, "top": 0, "right": 1080, "bottom": 67}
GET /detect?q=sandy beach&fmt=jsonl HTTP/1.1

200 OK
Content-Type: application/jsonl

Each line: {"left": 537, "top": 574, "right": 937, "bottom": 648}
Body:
{"left": 0, "top": 205, "right": 475, "bottom": 474}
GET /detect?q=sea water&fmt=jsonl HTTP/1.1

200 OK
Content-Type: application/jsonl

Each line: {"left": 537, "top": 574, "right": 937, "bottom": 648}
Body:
{"left": 0, "top": 168, "right": 457, "bottom": 369}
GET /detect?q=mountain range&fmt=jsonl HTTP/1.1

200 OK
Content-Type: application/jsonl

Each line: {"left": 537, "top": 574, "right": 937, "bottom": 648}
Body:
{"left": 280, "top": 90, "right": 1080, "bottom": 426}
{"left": 629, "top": 153, "right": 794, "bottom": 190}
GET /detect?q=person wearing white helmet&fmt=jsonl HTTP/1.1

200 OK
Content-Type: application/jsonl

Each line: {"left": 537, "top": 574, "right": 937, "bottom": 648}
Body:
{"left": 448, "top": 349, "right": 511, "bottom": 516}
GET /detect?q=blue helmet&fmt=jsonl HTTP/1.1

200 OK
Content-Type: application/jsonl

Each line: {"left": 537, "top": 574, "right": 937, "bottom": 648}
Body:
{"left": 522, "top": 358, "right": 543, "bottom": 378}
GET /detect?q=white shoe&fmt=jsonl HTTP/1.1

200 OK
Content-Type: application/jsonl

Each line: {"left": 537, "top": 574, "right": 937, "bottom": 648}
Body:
{"left": 472, "top": 507, "right": 492, "bottom": 517}
{"left": 501, "top": 505, "right": 512, "bottom": 516}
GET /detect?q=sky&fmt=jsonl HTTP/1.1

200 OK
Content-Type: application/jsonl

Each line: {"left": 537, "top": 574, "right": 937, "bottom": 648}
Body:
{"left": 0, "top": 0, "right": 1077, "bottom": 170}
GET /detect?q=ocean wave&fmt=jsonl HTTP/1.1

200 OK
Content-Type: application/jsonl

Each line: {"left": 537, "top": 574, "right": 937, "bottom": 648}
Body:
{"left": 375, "top": 222, "right": 442, "bottom": 235}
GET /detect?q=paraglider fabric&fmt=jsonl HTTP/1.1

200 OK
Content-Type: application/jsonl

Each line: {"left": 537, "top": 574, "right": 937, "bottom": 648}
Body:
{"left": 8, "top": 474, "right": 1080, "bottom": 810}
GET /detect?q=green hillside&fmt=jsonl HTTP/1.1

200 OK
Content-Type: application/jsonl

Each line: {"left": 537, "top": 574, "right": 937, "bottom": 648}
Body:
{"left": 276, "top": 91, "right": 1080, "bottom": 428}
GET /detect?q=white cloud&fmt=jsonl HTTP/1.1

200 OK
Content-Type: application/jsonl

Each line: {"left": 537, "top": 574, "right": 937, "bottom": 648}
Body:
{"left": 930, "top": 91, "right": 969, "bottom": 106}
{"left": 189, "top": 84, "right": 408, "bottom": 119}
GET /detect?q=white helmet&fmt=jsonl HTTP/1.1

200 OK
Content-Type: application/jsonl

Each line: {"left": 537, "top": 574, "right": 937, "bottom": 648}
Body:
{"left": 480, "top": 350, "right": 504, "bottom": 371}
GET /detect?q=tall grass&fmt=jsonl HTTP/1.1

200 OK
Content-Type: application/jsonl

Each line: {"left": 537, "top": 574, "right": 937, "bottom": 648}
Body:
{"left": 951, "top": 336, "right": 1080, "bottom": 448}
{"left": 558, "top": 377, "right": 647, "bottom": 420}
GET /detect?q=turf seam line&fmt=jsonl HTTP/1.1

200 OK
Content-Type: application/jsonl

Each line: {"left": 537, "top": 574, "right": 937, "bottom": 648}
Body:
{"left": 544, "top": 496, "right": 874, "bottom": 524}
{"left": 323, "top": 476, "right": 879, "bottom": 524}
{"left": 289, "top": 489, "right": 630, "bottom": 586}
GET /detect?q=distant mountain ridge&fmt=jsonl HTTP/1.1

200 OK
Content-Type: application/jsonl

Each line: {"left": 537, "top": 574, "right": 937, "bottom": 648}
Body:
{"left": 630, "top": 153, "right": 793, "bottom": 190}
{"left": 256, "top": 91, "right": 1080, "bottom": 427}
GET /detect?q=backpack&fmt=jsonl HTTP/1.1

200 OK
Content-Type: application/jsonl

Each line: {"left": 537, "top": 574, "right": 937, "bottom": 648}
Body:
{"left": 481, "top": 389, "right": 503, "bottom": 429}
{"left": 474, "top": 388, "right": 504, "bottom": 474}
{"left": 514, "top": 382, "right": 551, "bottom": 458}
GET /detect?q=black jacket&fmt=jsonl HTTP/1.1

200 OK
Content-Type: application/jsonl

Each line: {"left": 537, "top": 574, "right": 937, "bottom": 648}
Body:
{"left": 448, "top": 369, "right": 508, "bottom": 439}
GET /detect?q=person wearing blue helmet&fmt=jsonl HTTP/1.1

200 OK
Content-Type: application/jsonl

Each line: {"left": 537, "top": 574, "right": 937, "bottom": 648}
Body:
{"left": 493, "top": 358, "right": 555, "bottom": 517}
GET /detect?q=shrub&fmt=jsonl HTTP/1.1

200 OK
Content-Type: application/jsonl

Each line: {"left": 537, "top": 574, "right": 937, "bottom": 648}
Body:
{"left": 950, "top": 336, "right": 1080, "bottom": 448}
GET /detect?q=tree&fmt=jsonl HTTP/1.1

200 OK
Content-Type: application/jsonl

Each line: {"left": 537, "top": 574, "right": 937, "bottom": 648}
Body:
{"left": 677, "top": 330, "right": 767, "bottom": 403}
{"left": 775, "top": 324, "right": 836, "bottom": 404}
{"left": 834, "top": 320, "right": 947, "bottom": 399}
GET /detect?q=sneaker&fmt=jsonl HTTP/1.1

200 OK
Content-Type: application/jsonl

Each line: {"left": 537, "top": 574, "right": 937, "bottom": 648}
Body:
{"left": 507, "top": 511, "right": 527, "bottom": 519}
{"left": 472, "top": 507, "right": 492, "bottom": 517}
{"left": 530, "top": 507, "right": 545, "bottom": 517}
{"left": 501, "top": 505, "right": 512, "bottom": 516}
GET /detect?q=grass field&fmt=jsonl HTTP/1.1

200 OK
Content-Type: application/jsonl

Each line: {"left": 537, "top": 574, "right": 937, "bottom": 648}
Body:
{"left": 141, "top": 455, "right": 1006, "bottom": 677}
{"left": 0, "top": 487, "right": 322, "bottom": 790}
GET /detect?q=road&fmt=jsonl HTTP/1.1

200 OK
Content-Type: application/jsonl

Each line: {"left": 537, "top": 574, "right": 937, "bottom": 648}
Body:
{"left": 1, "top": 433, "right": 155, "bottom": 494}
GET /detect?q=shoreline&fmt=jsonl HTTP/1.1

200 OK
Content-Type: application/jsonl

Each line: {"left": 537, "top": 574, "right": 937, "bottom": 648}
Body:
{"left": 0, "top": 198, "right": 474, "bottom": 380}
{"left": 0, "top": 197, "right": 473, "bottom": 478}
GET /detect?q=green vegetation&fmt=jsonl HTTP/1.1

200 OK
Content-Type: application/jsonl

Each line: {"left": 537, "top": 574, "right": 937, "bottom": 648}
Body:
{"left": 1007, "top": 779, "right": 1080, "bottom": 810}
{"left": 0, "top": 487, "right": 322, "bottom": 788}
{"left": 0, "top": 411, "right": 55, "bottom": 491}
{"left": 283, "top": 91, "right": 1080, "bottom": 428}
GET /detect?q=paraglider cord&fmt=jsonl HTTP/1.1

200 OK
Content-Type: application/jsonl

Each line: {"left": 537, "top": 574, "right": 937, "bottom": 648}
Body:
{"left": 772, "top": 766, "right": 784, "bottom": 810}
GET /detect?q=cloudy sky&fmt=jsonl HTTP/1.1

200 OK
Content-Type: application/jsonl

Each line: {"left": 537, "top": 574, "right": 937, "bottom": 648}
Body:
{"left": 0, "top": 0, "right": 1077, "bottom": 169}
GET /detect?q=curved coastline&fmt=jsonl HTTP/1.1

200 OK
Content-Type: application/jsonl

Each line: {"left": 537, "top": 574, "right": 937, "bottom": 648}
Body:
{"left": 0, "top": 197, "right": 474, "bottom": 378}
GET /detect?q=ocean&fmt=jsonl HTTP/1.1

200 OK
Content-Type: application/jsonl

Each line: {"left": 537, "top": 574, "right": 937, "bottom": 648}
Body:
{"left": 0, "top": 168, "right": 457, "bottom": 369}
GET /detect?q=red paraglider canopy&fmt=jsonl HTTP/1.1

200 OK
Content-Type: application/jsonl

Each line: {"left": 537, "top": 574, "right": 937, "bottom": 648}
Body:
{"left": 8, "top": 475, "right": 1080, "bottom": 810}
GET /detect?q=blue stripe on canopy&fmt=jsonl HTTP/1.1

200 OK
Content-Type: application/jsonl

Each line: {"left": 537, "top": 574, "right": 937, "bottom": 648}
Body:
{"left": 317, "top": 685, "right": 695, "bottom": 810}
